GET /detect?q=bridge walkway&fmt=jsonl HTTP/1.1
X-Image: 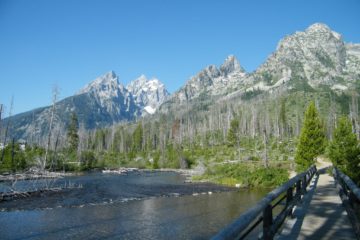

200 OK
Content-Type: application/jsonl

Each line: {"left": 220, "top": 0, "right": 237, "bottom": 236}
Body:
{"left": 278, "top": 167, "right": 356, "bottom": 239}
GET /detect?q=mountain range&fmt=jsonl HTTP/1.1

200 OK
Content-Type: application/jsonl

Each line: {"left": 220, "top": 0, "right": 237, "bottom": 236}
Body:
{"left": 4, "top": 71, "right": 169, "bottom": 142}
{"left": 3, "top": 23, "right": 360, "bottom": 141}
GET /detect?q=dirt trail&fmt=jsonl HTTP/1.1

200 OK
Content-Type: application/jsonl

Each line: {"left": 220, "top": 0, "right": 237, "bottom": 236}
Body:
{"left": 316, "top": 156, "right": 332, "bottom": 169}
{"left": 289, "top": 156, "right": 332, "bottom": 179}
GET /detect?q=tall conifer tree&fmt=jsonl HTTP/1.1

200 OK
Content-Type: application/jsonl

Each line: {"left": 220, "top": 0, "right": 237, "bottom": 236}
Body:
{"left": 295, "top": 101, "right": 325, "bottom": 171}
{"left": 132, "top": 122, "right": 143, "bottom": 152}
{"left": 67, "top": 112, "right": 79, "bottom": 153}
{"left": 227, "top": 118, "right": 240, "bottom": 147}
{"left": 328, "top": 116, "right": 360, "bottom": 184}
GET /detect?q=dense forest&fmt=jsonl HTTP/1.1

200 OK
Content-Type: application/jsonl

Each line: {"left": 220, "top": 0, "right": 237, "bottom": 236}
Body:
{"left": 1, "top": 88, "right": 359, "bottom": 187}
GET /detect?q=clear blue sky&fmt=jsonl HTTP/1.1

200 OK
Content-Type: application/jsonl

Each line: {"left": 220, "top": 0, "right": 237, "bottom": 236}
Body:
{"left": 1, "top": 0, "right": 360, "bottom": 115}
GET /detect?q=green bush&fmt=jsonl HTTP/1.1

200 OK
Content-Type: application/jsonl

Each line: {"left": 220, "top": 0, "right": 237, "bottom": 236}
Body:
{"left": 80, "top": 151, "right": 97, "bottom": 170}
{"left": 248, "top": 167, "right": 288, "bottom": 188}
{"left": 152, "top": 151, "right": 160, "bottom": 169}
{"left": 200, "top": 163, "right": 289, "bottom": 188}
{"left": 0, "top": 143, "right": 27, "bottom": 173}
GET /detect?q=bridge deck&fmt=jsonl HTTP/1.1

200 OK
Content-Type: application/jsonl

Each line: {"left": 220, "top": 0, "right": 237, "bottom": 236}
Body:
{"left": 278, "top": 169, "right": 356, "bottom": 240}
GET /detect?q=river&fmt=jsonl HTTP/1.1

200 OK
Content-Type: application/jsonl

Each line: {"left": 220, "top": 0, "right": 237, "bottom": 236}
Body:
{"left": 0, "top": 171, "right": 267, "bottom": 239}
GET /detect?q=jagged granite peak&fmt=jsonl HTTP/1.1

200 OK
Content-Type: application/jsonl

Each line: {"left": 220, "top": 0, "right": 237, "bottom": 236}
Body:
{"left": 162, "top": 55, "right": 247, "bottom": 106}
{"left": 78, "top": 71, "right": 120, "bottom": 95}
{"left": 304, "top": 23, "right": 342, "bottom": 42}
{"left": 187, "top": 64, "right": 219, "bottom": 89}
{"left": 8, "top": 23, "right": 360, "bottom": 141}
{"left": 7, "top": 70, "right": 140, "bottom": 141}
{"left": 204, "top": 65, "right": 221, "bottom": 77}
{"left": 127, "top": 75, "right": 169, "bottom": 114}
{"left": 76, "top": 71, "right": 137, "bottom": 117}
{"left": 128, "top": 74, "right": 147, "bottom": 88}
{"left": 306, "top": 23, "right": 333, "bottom": 33}
{"left": 220, "top": 55, "right": 245, "bottom": 76}
{"left": 250, "top": 22, "right": 348, "bottom": 91}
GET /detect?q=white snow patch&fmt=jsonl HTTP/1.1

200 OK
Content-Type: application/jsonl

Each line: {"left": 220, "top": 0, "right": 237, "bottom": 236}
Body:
{"left": 246, "top": 81, "right": 271, "bottom": 92}
{"left": 144, "top": 105, "right": 156, "bottom": 114}
{"left": 331, "top": 84, "right": 348, "bottom": 91}
{"left": 332, "top": 31, "right": 342, "bottom": 41}
{"left": 246, "top": 69, "right": 291, "bottom": 92}
{"left": 274, "top": 69, "right": 292, "bottom": 87}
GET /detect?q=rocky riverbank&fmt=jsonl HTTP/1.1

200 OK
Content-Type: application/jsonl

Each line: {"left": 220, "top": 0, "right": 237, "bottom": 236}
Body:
{"left": 0, "top": 170, "right": 77, "bottom": 182}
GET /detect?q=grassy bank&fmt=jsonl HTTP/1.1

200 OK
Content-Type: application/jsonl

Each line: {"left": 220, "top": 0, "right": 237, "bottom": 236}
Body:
{"left": 193, "top": 162, "right": 289, "bottom": 188}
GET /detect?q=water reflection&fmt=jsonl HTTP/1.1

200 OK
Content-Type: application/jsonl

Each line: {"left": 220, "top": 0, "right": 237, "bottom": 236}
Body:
{"left": 0, "top": 173, "right": 267, "bottom": 239}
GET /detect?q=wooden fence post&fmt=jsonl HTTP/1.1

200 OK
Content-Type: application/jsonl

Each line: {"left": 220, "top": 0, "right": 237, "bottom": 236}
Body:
{"left": 263, "top": 204, "right": 273, "bottom": 240}
{"left": 296, "top": 180, "right": 301, "bottom": 197}
{"left": 302, "top": 175, "right": 307, "bottom": 194}
{"left": 287, "top": 187, "right": 294, "bottom": 216}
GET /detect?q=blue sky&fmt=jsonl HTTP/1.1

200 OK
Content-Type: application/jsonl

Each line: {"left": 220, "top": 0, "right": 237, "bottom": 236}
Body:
{"left": 1, "top": 0, "right": 360, "bottom": 115}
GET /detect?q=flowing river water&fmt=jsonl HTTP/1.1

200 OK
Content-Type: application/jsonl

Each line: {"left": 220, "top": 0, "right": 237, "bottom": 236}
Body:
{"left": 0, "top": 171, "right": 267, "bottom": 239}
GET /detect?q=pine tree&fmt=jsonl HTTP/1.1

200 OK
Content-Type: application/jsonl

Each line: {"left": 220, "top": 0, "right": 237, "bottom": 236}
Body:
{"left": 227, "top": 118, "right": 240, "bottom": 147}
{"left": 295, "top": 101, "right": 325, "bottom": 171}
{"left": 328, "top": 116, "right": 360, "bottom": 183}
{"left": 67, "top": 112, "right": 79, "bottom": 153}
{"left": 132, "top": 122, "right": 143, "bottom": 152}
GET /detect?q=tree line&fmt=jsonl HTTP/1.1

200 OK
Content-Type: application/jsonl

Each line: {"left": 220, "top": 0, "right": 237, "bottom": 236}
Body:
{"left": 1, "top": 89, "right": 360, "bottom": 186}
{"left": 295, "top": 101, "right": 360, "bottom": 184}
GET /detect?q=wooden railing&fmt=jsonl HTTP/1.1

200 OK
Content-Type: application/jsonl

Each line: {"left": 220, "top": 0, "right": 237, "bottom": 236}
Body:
{"left": 212, "top": 165, "right": 317, "bottom": 240}
{"left": 333, "top": 167, "right": 360, "bottom": 239}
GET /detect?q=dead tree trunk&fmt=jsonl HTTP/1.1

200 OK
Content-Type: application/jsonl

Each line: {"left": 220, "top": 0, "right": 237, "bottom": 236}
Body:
{"left": 263, "top": 129, "right": 269, "bottom": 168}
{"left": 44, "top": 86, "right": 58, "bottom": 172}
{"left": 1, "top": 97, "right": 13, "bottom": 163}
{"left": 350, "top": 93, "right": 359, "bottom": 139}
{"left": 11, "top": 138, "right": 15, "bottom": 173}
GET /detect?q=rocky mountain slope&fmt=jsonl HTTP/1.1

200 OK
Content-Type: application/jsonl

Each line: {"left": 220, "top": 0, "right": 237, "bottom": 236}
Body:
{"left": 4, "top": 71, "right": 168, "bottom": 140}
{"left": 160, "top": 23, "right": 360, "bottom": 115}
{"left": 172, "top": 55, "right": 246, "bottom": 104}
{"left": 76, "top": 71, "right": 137, "bottom": 121}
{"left": 159, "top": 55, "right": 247, "bottom": 113}
{"left": 4, "top": 23, "right": 360, "bottom": 142}
{"left": 244, "top": 23, "right": 359, "bottom": 92}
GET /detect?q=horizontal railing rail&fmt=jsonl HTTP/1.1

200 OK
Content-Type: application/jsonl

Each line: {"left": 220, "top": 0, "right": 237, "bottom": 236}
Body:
{"left": 333, "top": 167, "right": 360, "bottom": 239}
{"left": 212, "top": 165, "right": 317, "bottom": 240}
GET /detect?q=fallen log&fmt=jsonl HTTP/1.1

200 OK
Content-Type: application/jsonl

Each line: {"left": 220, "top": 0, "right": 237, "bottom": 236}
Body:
{"left": 0, "top": 188, "right": 62, "bottom": 202}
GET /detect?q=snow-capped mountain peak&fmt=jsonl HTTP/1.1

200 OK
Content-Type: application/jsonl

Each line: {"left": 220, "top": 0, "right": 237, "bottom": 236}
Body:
{"left": 75, "top": 71, "right": 169, "bottom": 116}
{"left": 75, "top": 71, "right": 137, "bottom": 118}
{"left": 127, "top": 75, "right": 169, "bottom": 115}
{"left": 77, "top": 71, "right": 119, "bottom": 96}
{"left": 134, "top": 74, "right": 147, "bottom": 85}
{"left": 9, "top": 22, "right": 360, "bottom": 142}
